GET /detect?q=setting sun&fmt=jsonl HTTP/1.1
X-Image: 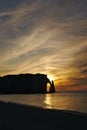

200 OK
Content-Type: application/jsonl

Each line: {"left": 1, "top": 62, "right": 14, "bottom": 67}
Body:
{"left": 47, "top": 74, "right": 55, "bottom": 81}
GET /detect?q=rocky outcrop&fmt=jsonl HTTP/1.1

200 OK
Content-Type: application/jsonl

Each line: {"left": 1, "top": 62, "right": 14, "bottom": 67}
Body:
{"left": 0, "top": 73, "right": 55, "bottom": 94}
{"left": 49, "top": 80, "right": 55, "bottom": 93}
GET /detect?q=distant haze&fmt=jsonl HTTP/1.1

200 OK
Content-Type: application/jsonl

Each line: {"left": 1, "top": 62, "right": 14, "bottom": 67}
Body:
{"left": 0, "top": 0, "right": 87, "bottom": 91}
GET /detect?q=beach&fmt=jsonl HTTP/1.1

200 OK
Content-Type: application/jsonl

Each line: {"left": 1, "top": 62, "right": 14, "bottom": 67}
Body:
{"left": 0, "top": 101, "right": 87, "bottom": 130}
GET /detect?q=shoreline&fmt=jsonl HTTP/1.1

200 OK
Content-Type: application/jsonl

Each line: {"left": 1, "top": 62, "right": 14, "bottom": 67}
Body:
{"left": 0, "top": 101, "right": 87, "bottom": 130}
{"left": 1, "top": 100, "right": 87, "bottom": 115}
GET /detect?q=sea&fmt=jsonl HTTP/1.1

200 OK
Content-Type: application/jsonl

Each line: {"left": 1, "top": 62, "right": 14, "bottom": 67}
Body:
{"left": 0, "top": 92, "right": 87, "bottom": 113}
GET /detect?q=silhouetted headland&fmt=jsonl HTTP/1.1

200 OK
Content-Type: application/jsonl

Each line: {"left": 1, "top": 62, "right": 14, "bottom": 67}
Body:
{"left": 0, "top": 73, "right": 55, "bottom": 94}
{"left": 0, "top": 101, "right": 87, "bottom": 130}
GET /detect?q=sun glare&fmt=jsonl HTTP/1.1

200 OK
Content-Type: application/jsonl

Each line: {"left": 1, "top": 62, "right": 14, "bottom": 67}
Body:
{"left": 48, "top": 75, "right": 54, "bottom": 81}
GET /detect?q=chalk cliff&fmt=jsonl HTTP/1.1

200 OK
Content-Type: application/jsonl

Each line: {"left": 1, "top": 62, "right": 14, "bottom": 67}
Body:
{"left": 0, "top": 73, "right": 55, "bottom": 94}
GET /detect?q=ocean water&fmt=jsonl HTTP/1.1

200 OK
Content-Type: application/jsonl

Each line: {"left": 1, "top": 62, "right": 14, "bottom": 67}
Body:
{"left": 0, "top": 92, "right": 87, "bottom": 113}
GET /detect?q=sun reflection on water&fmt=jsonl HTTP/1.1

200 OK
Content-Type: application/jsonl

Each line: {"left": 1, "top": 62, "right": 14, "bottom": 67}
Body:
{"left": 44, "top": 94, "right": 52, "bottom": 109}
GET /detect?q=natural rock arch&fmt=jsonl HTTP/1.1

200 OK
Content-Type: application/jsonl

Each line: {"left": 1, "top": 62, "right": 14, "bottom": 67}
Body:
{"left": 0, "top": 73, "right": 55, "bottom": 94}
{"left": 46, "top": 78, "right": 55, "bottom": 93}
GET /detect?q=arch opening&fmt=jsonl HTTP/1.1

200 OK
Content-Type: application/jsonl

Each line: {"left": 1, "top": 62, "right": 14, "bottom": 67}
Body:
{"left": 47, "top": 83, "right": 51, "bottom": 92}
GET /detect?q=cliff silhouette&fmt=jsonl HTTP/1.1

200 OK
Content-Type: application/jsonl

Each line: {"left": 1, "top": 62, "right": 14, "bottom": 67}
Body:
{"left": 0, "top": 73, "right": 55, "bottom": 94}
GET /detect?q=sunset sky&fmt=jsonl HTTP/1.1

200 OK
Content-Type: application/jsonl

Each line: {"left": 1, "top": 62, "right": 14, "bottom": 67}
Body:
{"left": 0, "top": 0, "right": 87, "bottom": 91}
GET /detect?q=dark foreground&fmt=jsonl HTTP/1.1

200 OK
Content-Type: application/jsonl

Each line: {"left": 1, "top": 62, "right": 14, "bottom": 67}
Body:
{"left": 0, "top": 101, "right": 87, "bottom": 130}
